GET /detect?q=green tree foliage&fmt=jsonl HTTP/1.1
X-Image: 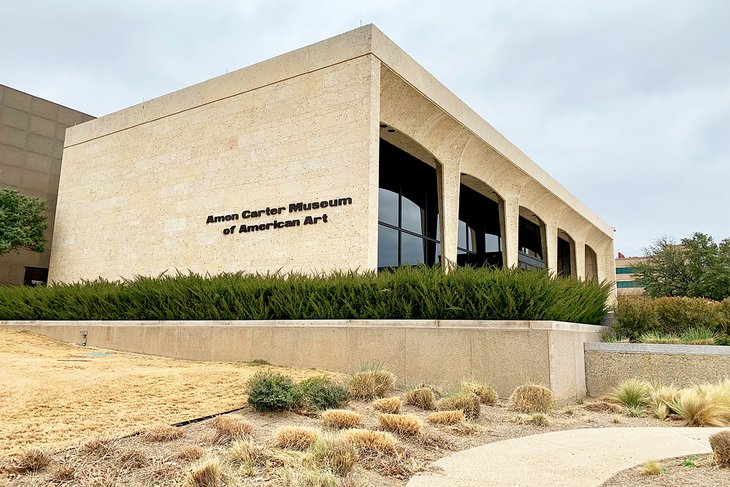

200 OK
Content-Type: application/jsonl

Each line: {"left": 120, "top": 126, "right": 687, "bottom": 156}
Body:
{"left": 0, "top": 188, "right": 48, "bottom": 256}
{"left": 635, "top": 233, "right": 730, "bottom": 300}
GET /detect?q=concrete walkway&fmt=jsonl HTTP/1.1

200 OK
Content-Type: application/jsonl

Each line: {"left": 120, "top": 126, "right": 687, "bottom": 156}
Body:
{"left": 406, "top": 427, "right": 728, "bottom": 487}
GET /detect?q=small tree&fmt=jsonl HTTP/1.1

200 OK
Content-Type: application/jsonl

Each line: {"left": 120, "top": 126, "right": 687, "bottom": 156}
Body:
{"left": 0, "top": 188, "right": 48, "bottom": 256}
{"left": 635, "top": 233, "right": 730, "bottom": 300}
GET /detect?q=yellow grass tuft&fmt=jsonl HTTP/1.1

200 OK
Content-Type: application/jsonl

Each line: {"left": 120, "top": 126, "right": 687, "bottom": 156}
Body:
{"left": 583, "top": 401, "right": 623, "bottom": 413}
{"left": 142, "top": 424, "right": 185, "bottom": 442}
{"left": 275, "top": 426, "right": 322, "bottom": 451}
{"left": 378, "top": 413, "right": 422, "bottom": 435}
{"left": 512, "top": 413, "right": 552, "bottom": 426}
{"left": 642, "top": 460, "right": 662, "bottom": 475}
{"left": 307, "top": 434, "right": 358, "bottom": 476}
{"left": 709, "top": 430, "right": 730, "bottom": 467}
{"left": 210, "top": 415, "right": 253, "bottom": 444}
{"left": 321, "top": 409, "right": 364, "bottom": 429}
{"left": 348, "top": 369, "right": 396, "bottom": 400}
{"left": 50, "top": 465, "right": 76, "bottom": 482}
{"left": 116, "top": 448, "right": 149, "bottom": 469}
{"left": 439, "top": 393, "right": 480, "bottom": 419}
{"left": 184, "top": 457, "right": 226, "bottom": 487}
{"left": 671, "top": 389, "right": 730, "bottom": 426}
{"left": 372, "top": 396, "right": 401, "bottom": 414}
{"left": 341, "top": 428, "right": 399, "bottom": 453}
{"left": 280, "top": 464, "right": 339, "bottom": 487}
{"left": 229, "top": 438, "right": 279, "bottom": 469}
{"left": 12, "top": 447, "right": 51, "bottom": 473}
{"left": 427, "top": 410, "right": 464, "bottom": 425}
{"left": 79, "top": 437, "right": 118, "bottom": 458}
{"left": 175, "top": 446, "right": 205, "bottom": 461}
{"left": 461, "top": 381, "right": 498, "bottom": 405}
{"left": 405, "top": 387, "right": 436, "bottom": 410}
{"left": 509, "top": 384, "right": 553, "bottom": 413}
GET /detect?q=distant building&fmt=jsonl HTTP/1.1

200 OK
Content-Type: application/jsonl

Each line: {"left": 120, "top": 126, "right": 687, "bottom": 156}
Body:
{"left": 615, "top": 255, "right": 647, "bottom": 295}
{"left": 0, "top": 84, "right": 94, "bottom": 286}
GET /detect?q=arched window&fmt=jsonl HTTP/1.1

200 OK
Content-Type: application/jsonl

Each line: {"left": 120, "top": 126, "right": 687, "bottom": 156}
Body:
{"left": 457, "top": 183, "right": 502, "bottom": 268}
{"left": 377, "top": 140, "right": 440, "bottom": 269}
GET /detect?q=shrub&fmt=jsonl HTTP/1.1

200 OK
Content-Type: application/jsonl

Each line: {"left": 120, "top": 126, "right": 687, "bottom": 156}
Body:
{"left": 709, "top": 430, "right": 730, "bottom": 467}
{"left": 427, "top": 410, "right": 464, "bottom": 425}
{"left": 142, "top": 424, "right": 185, "bottom": 442}
{"left": 509, "top": 385, "right": 553, "bottom": 413}
{"left": 320, "top": 409, "right": 363, "bottom": 429}
{"left": 405, "top": 387, "right": 435, "bottom": 410}
{"left": 275, "top": 426, "right": 321, "bottom": 450}
{"left": 654, "top": 297, "right": 722, "bottom": 336}
{"left": 671, "top": 389, "right": 730, "bottom": 426}
{"left": 0, "top": 267, "right": 610, "bottom": 323}
{"left": 372, "top": 396, "right": 401, "bottom": 414}
{"left": 613, "top": 296, "right": 659, "bottom": 339}
{"left": 210, "top": 415, "right": 253, "bottom": 444}
{"left": 461, "top": 381, "right": 498, "bottom": 405}
{"left": 295, "top": 376, "right": 349, "bottom": 412}
{"left": 184, "top": 458, "right": 226, "bottom": 487}
{"left": 348, "top": 369, "right": 396, "bottom": 400}
{"left": 246, "top": 371, "right": 299, "bottom": 412}
{"left": 378, "top": 413, "right": 422, "bottom": 435}
{"left": 341, "top": 429, "right": 398, "bottom": 453}
{"left": 439, "top": 393, "right": 480, "bottom": 419}
{"left": 608, "top": 379, "right": 651, "bottom": 408}
{"left": 12, "top": 448, "right": 51, "bottom": 473}
{"left": 307, "top": 435, "right": 357, "bottom": 476}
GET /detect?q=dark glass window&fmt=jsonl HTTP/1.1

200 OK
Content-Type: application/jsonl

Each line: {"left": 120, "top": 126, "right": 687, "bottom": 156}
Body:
{"left": 457, "top": 184, "right": 503, "bottom": 268}
{"left": 617, "top": 281, "right": 642, "bottom": 288}
{"left": 557, "top": 237, "right": 572, "bottom": 277}
{"left": 518, "top": 216, "right": 544, "bottom": 269}
{"left": 616, "top": 267, "right": 635, "bottom": 274}
{"left": 377, "top": 139, "right": 440, "bottom": 269}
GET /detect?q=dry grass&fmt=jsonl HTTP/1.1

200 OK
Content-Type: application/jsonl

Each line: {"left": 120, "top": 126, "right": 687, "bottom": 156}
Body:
{"left": 275, "top": 426, "right": 322, "bottom": 450}
{"left": 348, "top": 370, "right": 396, "bottom": 400}
{"left": 461, "top": 381, "right": 498, "bottom": 405}
{"left": 709, "top": 430, "right": 730, "bottom": 467}
{"left": 512, "top": 413, "right": 552, "bottom": 426}
{"left": 405, "top": 388, "right": 436, "bottom": 410}
{"left": 0, "top": 329, "right": 328, "bottom": 456}
{"left": 79, "top": 437, "right": 119, "bottom": 458}
{"left": 307, "top": 434, "right": 358, "bottom": 476}
{"left": 10, "top": 447, "right": 51, "bottom": 473}
{"left": 671, "top": 389, "right": 730, "bottom": 427}
{"left": 509, "top": 384, "right": 553, "bottom": 413}
{"left": 608, "top": 378, "right": 651, "bottom": 409}
{"left": 372, "top": 396, "right": 401, "bottom": 414}
{"left": 439, "top": 393, "right": 480, "bottom": 419}
{"left": 280, "top": 465, "right": 339, "bottom": 487}
{"left": 340, "top": 428, "right": 399, "bottom": 453}
{"left": 175, "top": 446, "right": 205, "bottom": 461}
{"left": 228, "top": 438, "right": 280, "bottom": 469}
{"left": 50, "top": 465, "right": 76, "bottom": 482}
{"left": 642, "top": 460, "right": 662, "bottom": 475}
{"left": 210, "top": 415, "right": 253, "bottom": 444}
{"left": 426, "top": 410, "right": 464, "bottom": 425}
{"left": 320, "top": 410, "right": 363, "bottom": 429}
{"left": 378, "top": 413, "right": 422, "bottom": 435}
{"left": 184, "top": 457, "right": 226, "bottom": 487}
{"left": 116, "top": 448, "right": 149, "bottom": 469}
{"left": 583, "top": 401, "right": 623, "bottom": 413}
{"left": 142, "top": 424, "right": 185, "bottom": 442}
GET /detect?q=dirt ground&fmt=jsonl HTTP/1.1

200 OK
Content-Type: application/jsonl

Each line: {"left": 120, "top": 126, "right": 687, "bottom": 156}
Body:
{"left": 601, "top": 454, "right": 730, "bottom": 486}
{"left": 1, "top": 329, "right": 727, "bottom": 486}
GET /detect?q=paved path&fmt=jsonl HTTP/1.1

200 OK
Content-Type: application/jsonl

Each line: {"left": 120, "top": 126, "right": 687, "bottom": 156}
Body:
{"left": 406, "top": 427, "right": 728, "bottom": 487}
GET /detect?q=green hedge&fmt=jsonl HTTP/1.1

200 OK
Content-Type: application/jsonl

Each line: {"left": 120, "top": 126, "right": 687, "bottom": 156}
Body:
{"left": 0, "top": 267, "right": 611, "bottom": 323}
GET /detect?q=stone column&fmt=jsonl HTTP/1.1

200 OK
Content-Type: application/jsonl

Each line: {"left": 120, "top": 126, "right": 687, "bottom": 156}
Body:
{"left": 574, "top": 240, "right": 586, "bottom": 280}
{"left": 502, "top": 197, "right": 520, "bottom": 268}
{"left": 439, "top": 164, "right": 461, "bottom": 271}
{"left": 545, "top": 222, "right": 558, "bottom": 275}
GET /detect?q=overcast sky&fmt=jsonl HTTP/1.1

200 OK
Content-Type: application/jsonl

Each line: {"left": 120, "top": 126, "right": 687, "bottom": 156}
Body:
{"left": 3, "top": 1, "right": 728, "bottom": 256}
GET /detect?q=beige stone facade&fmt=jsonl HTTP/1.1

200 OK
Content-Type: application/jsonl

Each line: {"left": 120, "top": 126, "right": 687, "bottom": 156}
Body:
{"left": 615, "top": 256, "right": 646, "bottom": 295}
{"left": 49, "top": 25, "right": 615, "bottom": 294}
{"left": 0, "top": 85, "right": 93, "bottom": 285}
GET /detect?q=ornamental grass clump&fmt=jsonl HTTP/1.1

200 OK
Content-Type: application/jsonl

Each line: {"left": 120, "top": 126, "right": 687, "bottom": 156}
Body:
{"left": 405, "top": 387, "right": 436, "bottom": 410}
{"left": 184, "top": 458, "right": 227, "bottom": 487}
{"left": 372, "top": 396, "right": 401, "bottom": 414}
{"left": 608, "top": 378, "right": 651, "bottom": 409}
{"left": 461, "top": 381, "right": 498, "bottom": 405}
{"left": 426, "top": 410, "right": 464, "bottom": 425}
{"left": 320, "top": 409, "right": 364, "bottom": 429}
{"left": 378, "top": 413, "right": 422, "bottom": 435}
{"left": 709, "top": 430, "right": 730, "bottom": 467}
{"left": 671, "top": 389, "right": 730, "bottom": 427}
{"left": 142, "top": 424, "right": 185, "bottom": 442}
{"left": 509, "top": 385, "right": 553, "bottom": 413}
{"left": 341, "top": 429, "right": 399, "bottom": 453}
{"left": 275, "top": 426, "right": 322, "bottom": 451}
{"left": 11, "top": 448, "right": 51, "bottom": 473}
{"left": 647, "top": 384, "right": 681, "bottom": 420}
{"left": 348, "top": 369, "right": 396, "bottom": 400}
{"left": 439, "top": 393, "right": 480, "bottom": 419}
{"left": 306, "top": 434, "right": 357, "bottom": 476}
{"left": 210, "top": 415, "right": 253, "bottom": 444}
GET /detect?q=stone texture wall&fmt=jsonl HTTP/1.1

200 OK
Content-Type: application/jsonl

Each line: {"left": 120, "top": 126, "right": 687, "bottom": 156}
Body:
{"left": 0, "top": 85, "right": 93, "bottom": 285}
{"left": 585, "top": 342, "right": 730, "bottom": 396}
{"left": 1, "top": 320, "right": 607, "bottom": 400}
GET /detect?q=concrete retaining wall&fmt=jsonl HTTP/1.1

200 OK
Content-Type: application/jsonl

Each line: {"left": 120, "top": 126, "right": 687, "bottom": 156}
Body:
{"left": 1, "top": 320, "right": 606, "bottom": 400}
{"left": 585, "top": 342, "right": 730, "bottom": 396}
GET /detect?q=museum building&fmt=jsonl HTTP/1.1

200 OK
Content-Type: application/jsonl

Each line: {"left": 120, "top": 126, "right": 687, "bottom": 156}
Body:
{"left": 48, "top": 25, "right": 615, "bottom": 290}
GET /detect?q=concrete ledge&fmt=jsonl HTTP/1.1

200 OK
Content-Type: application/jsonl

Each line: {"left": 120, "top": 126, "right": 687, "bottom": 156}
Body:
{"left": 2, "top": 320, "right": 608, "bottom": 400}
{"left": 585, "top": 342, "right": 730, "bottom": 396}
